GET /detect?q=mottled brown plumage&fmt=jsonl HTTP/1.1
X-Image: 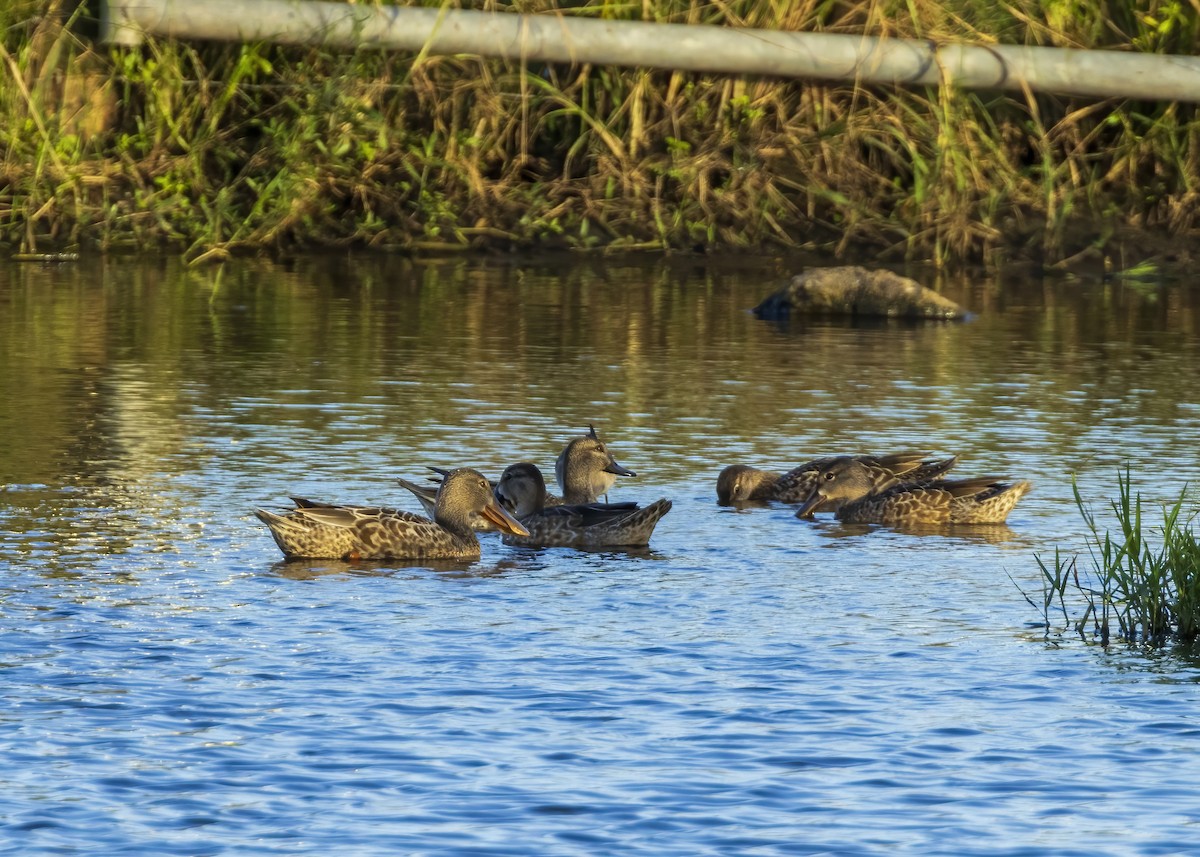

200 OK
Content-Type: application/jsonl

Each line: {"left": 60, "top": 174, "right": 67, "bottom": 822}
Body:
{"left": 255, "top": 468, "right": 528, "bottom": 559}
{"left": 794, "top": 457, "right": 1032, "bottom": 525}
{"left": 555, "top": 425, "right": 636, "bottom": 503}
{"left": 717, "top": 452, "right": 958, "bottom": 512}
{"left": 497, "top": 462, "right": 670, "bottom": 548}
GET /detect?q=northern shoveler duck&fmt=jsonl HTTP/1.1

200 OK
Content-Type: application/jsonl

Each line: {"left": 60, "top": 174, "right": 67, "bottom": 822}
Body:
{"left": 255, "top": 468, "right": 528, "bottom": 560}
{"left": 717, "top": 452, "right": 958, "bottom": 512}
{"left": 496, "top": 462, "right": 670, "bottom": 548}
{"left": 555, "top": 425, "right": 636, "bottom": 503}
{"left": 793, "top": 456, "right": 1032, "bottom": 525}
{"left": 395, "top": 475, "right": 504, "bottom": 533}
{"left": 399, "top": 466, "right": 564, "bottom": 530}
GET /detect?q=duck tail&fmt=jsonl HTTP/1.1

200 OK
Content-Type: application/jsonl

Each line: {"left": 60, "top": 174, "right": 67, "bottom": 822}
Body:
{"left": 254, "top": 508, "right": 287, "bottom": 527}
{"left": 1009, "top": 480, "right": 1034, "bottom": 498}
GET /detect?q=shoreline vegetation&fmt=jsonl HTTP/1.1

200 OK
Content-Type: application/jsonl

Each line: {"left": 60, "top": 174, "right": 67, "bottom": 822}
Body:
{"left": 3, "top": 0, "right": 1199, "bottom": 270}
{"left": 1034, "top": 471, "right": 1200, "bottom": 650}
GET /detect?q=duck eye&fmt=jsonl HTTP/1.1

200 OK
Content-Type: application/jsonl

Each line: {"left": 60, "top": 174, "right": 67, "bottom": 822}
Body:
{"left": 824, "top": 472, "right": 835, "bottom": 481}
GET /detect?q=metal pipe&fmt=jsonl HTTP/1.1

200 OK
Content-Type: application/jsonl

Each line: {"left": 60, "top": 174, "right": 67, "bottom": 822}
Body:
{"left": 99, "top": 0, "right": 1200, "bottom": 103}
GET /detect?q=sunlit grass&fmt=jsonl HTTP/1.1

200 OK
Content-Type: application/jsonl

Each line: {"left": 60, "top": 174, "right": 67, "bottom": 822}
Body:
{"left": 2, "top": 0, "right": 1199, "bottom": 263}
{"left": 1033, "top": 469, "right": 1200, "bottom": 648}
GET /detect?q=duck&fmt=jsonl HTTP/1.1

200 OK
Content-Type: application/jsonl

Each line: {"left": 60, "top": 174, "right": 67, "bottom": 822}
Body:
{"left": 395, "top": 475, "right": 503, "bottom": 533}
{"left": 793, "top": 456, "right": 1032, "bottom": 525}
{"left": 398, "top": 465, "right": 566, "bottom": 530}
{"left": 255, "top": 467, "right": 529, "bottom": 560}
{"left": 555, "top": 425, "right": 636, "bottom": 503}
{"left": 496, "top": 462, "right": 671, "bottom": 548}
{"left": 717, "top": 452, "right": 958, "bottom": 512}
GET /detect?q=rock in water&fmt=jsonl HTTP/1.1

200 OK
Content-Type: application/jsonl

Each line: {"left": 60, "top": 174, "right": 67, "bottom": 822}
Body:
{"left": 753, "top": 266, "right": 968, "bottom": 320}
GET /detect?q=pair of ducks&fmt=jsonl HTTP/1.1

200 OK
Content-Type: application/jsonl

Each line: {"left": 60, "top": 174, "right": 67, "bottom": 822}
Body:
{"left": 717, "top": 452, "right": 1032, "bottom": 526}
{"left": 255, "top": 427, "right": 673, "bottom": 561}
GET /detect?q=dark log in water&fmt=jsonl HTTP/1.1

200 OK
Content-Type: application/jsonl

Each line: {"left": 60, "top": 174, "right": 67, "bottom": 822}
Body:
{"left": 752, "top": 266, "right": 969, "bottom": 320}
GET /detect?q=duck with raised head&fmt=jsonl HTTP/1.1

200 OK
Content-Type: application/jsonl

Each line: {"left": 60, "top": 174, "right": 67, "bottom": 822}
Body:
{"left": 497, "top": 462, "right": 670, "bottom": 548}
{"left": 255, "top": 468, "right": 529, "bottom": 560}
{"left": 399, "top": 465, "right": 564, "bottom": 529}
{"left": 395, "top": 475, "right": 502, "bottom": 533}
{"left": 555, "top": 425, "right": 636, "bottom": 503}
{"left": 794, "top": 456, "right": 1032, "bottom": 525}
{"left": 717, "top": 452, "right": 958, "bottom": 512}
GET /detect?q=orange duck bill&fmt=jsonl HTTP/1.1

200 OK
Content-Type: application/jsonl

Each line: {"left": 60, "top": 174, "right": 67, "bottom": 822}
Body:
{"left": 479, "top": 497, "right": 531, "bottom": 537}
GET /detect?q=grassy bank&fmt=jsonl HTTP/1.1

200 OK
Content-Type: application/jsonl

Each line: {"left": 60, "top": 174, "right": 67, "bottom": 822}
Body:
{"left": 3, "top": 0, "right": 1200, "bottom": 266}
{"left": 1034, "top": 471, "right": 1200, "bottom": 648}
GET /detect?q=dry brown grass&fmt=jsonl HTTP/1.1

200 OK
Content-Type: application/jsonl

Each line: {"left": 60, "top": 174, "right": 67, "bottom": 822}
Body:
{"left": 2, "top": 0, "right": 1199, "bottom": 268}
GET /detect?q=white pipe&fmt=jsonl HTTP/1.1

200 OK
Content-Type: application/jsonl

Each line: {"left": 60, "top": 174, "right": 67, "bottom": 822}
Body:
{"left": 99, "top": 0, "right": 1200, "bottom": 103}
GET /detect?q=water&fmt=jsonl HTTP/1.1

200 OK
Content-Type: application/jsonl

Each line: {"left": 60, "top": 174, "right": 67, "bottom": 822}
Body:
{"left": 2, "top": 254, "right": 1200, "bottom": 855}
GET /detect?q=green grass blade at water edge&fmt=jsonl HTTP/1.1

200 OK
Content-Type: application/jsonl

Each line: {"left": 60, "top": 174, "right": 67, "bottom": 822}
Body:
{"left": 1035, "top": 470, "right": 1200, "bottom": 649}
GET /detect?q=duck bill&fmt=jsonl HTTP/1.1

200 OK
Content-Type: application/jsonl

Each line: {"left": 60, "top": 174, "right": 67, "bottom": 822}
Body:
{"left": 605, "top": 459, "right": 636, "bottom": 477}
{"left": 481, "top": 499, "right": 530, "bottom": 537}
{"left": 795, "top": 492, "right": 824, "bottom": 519}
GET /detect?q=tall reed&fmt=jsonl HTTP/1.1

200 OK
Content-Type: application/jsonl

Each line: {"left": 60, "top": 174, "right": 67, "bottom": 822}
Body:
{"left": 1034, "top": 470, "right": 1200, "bottom": 648}
{"left": 2, "top": 0, "right": 1199, "bottom": 264}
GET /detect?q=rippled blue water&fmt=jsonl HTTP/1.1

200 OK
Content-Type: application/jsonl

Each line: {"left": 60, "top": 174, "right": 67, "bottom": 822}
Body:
{"left": 2, "top": 255, "right": 1200, "bottom": 855}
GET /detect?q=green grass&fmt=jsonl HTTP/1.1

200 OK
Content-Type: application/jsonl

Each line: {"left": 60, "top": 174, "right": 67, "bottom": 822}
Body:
{"left": 3, "top": 0, "right": 1200, "bottom": 264}
{"left": 1033, "top": 469, "right": 1200, "bottom": 648}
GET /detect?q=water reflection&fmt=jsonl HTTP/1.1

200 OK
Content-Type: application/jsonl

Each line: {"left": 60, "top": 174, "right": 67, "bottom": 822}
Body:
{"left": 4, "top": 253, "right": 1200, "bottom": 552}
{"left": 504, "top": 543, "right": 666, "bottom": 562}
{"left": 801, "top": 519, "right": 1025, "bottom": 545}
{"left": 268, "top": 556, "right": 513, "bottom": 580}
{"left": 5, "top": 256, "right": 1200, "bottom": 487}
